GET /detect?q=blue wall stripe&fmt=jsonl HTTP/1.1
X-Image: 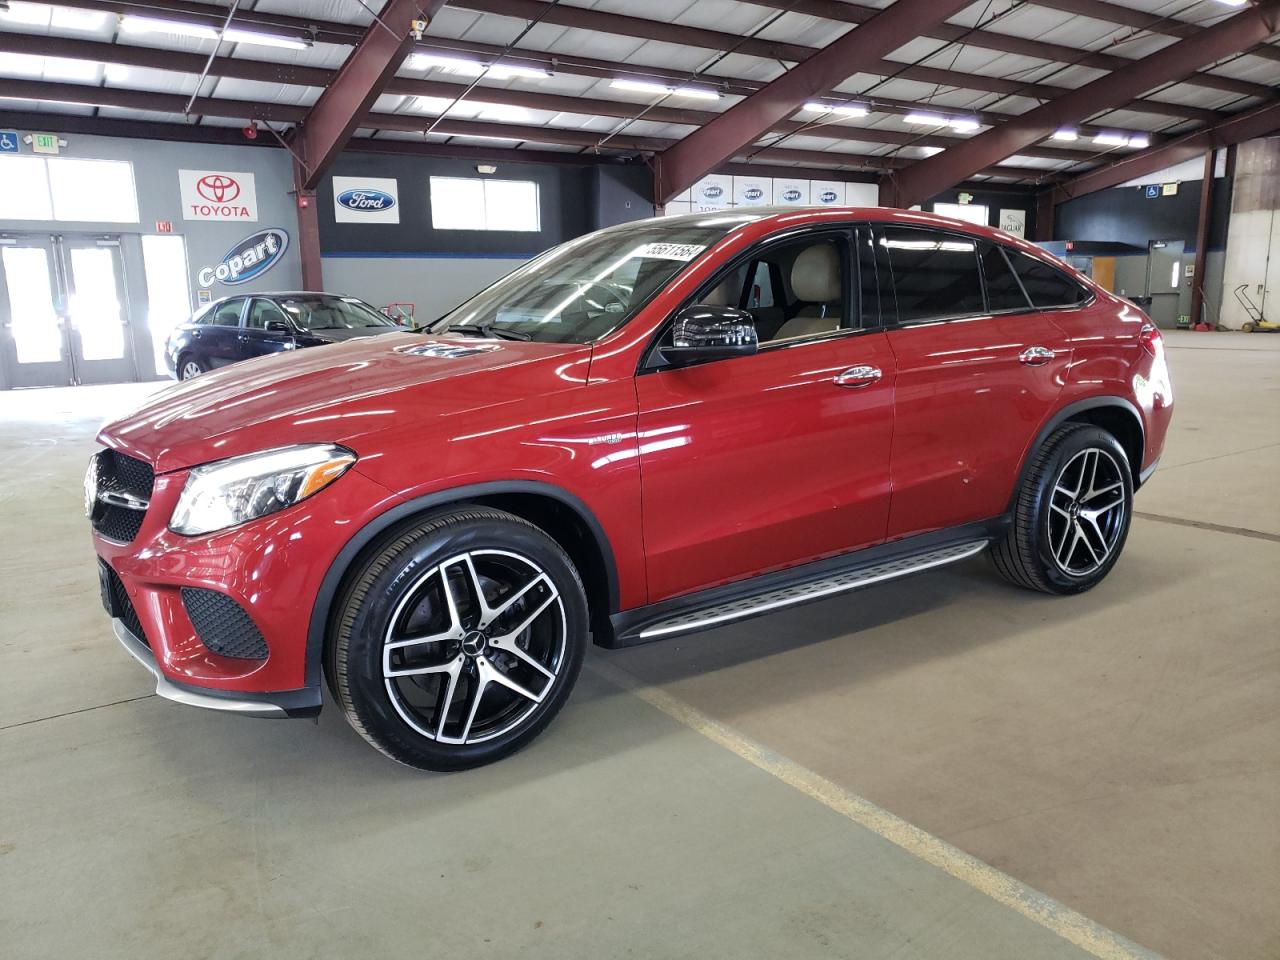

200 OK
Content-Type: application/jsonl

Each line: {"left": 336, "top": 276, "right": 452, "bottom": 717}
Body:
{"left": 321, "top": 251, "right": 531, "bottom": 260}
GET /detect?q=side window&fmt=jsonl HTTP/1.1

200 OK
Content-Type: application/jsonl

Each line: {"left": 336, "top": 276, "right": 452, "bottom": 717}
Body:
{"left": 1006, "top": 250, "right": 1090, "bottom": 308}
{"left": 209, "top": 299, "right": 245, "bottom": 326}
{"left": 981, "top": 243, "right": 1032, "bottom": 312}
{"left": 769, "top": 236, "right": 848, "bottom": 341}
{"left": 881, "top": 227, "right": 984, "bottom": 322}
{"left": 247, "top": 298, "right": 290, "bottom": 330}
{"left": 855, "top": 227, "right": 880, "bottom": 327}
{"left": 747, "top": 261, "right": 774, "bottom": 309}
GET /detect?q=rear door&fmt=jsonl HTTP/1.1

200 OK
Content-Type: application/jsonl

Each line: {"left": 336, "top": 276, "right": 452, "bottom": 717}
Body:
{"left": 879, "top": 226, "right": 1072, "bottom": 538}
{"left": 635, "top": 227, "right": 897, "bottom": 601}
{"left": 200, "top": 297, "right": 247, "bottom": 368}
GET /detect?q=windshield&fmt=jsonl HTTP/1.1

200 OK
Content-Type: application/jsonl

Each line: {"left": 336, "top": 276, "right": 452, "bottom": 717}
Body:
{"left": 430, "top": 219, "right": 744, "bottom": 344}
{"left": 278, "top": 296, "right": 398, "bottom": 331}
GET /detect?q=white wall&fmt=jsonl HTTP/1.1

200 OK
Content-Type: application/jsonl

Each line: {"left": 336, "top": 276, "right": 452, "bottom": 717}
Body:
{"left": 320, "top": 255, "right": 526, "bottom": 324}
{"left": 1221, "top": 138, "right": 1280, "bottom": 330}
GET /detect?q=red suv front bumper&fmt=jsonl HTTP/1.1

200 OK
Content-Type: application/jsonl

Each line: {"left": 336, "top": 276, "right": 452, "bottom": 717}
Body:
{"left": 93, "top": 462, "right": 401, "bottom": 717}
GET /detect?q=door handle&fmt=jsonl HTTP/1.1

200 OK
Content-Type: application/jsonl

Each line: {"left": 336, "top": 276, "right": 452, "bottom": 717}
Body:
{"left": 1018, "top": 346, "right": 1055, "bottom": 366}
{"left": 834, "top": 365, "right": 882, "bottom": 387}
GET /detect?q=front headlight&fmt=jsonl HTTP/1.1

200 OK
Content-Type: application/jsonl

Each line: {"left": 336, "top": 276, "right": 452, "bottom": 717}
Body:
{"left": 169, "top": 444, "right": 356, "bottom": 536}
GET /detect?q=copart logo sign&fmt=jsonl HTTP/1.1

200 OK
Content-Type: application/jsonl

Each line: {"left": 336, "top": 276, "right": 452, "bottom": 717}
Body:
{"left": 179, "top": 170, "right": 259, "bottom": 221}
{"left": 197, "top": 228, "right": 289, "bottom": 287}
{"left": 332, "top": 175, "right": 400, "bottom": 224}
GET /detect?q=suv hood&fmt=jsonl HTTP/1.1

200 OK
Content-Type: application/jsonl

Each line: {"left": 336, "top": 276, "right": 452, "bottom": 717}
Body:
{"left": 101, "top": 333, "right": 592, "bottom": 473}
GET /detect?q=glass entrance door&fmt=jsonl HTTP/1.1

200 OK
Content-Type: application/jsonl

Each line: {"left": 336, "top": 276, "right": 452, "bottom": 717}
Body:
{"left": 0, "top": 234, "right": 138, "bottom": 387}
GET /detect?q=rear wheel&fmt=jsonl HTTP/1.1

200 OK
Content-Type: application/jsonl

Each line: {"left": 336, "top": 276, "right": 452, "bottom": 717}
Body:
{"left": 178, "top": 355, "right": 205, "bottom": 381}
{"left": 327, "top": 507, "right": 587, "bottom": 771}
{"left": 992, "top": 424, "right": 1133, "bottom": 594}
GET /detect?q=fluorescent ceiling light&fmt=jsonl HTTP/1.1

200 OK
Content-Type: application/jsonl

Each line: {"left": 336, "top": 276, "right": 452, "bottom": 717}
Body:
{"left": 1214, "top": 0, "right": 1248, "bottom": 6}
{"left": 120, "top": 15, "right": 308, "bottom": 49}
{"left": 948, "top": 118, "right": 980, "bottom": 133}
{"left": 1127, "top": 134, "right": 1150, "bottom": 149}
{"left": 803, "top": 101, "right": 868, "bottom": 118}
{"left": 1052, "top": 128, "right": 1078, "bottom": 141}
{"left": 920, "top": 146, "right": 943, "bottom": 157}
{"left": 610, "top": 78, "right": 720, "bottom": 100}
{"left": 1093, "top": 132, "right": 1130, "bottom": 146}
{"left": 409, "top": 53, "right": 549, "bottom": 79}
{"left": 904, "top": 112, "right": 947, "bottom": 126}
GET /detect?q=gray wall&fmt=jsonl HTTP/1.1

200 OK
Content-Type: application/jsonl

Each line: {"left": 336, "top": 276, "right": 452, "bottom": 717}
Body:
{"left": 0, "top": 133, "right": 302, "bottom": 381}
{"left": 321, "top": 255, "right": 526, "bottom": 323}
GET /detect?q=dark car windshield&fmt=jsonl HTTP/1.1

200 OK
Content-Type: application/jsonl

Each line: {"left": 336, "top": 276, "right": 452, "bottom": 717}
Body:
{"left": 277, "top": 296, "right": 398, "bottom": 331}
{"left": 430, "top": 217, "right": 752, "bottom": 344}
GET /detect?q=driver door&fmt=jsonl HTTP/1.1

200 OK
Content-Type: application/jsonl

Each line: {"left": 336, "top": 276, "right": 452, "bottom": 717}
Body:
{"left": 242, "top": 298, "right": 297, "bottom": 361}
{"left": 635, "top": 229, "right": 896, "bottom": 602}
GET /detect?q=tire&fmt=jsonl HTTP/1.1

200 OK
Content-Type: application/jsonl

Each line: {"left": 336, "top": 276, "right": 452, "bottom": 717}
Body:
{"left": 178, "top": 355, "right": 206, "bottom": 381}
{"left": 1242, "top": 322, "right": 1256, "bottom": 333}
{"left": 327, "top": 507, "right": 588, "bottom": 771}
{"left": 992, "top": 423, "right": 1133, "bottom": 595}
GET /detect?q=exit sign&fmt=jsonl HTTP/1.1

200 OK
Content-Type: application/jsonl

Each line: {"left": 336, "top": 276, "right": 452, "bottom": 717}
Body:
{"left": 31, "top": 133, "right": 60, "bottom": 154}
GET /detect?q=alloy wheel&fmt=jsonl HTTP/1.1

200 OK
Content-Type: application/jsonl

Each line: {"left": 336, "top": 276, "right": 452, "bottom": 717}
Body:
{"left": 1047, "top": 448, "right": 1128, "bottom": 577}
{"left": 382, "top": 549, "right": 566, "bottom": 745}
{"left": 181, "top": 361, "right": 202, "bottom": 380}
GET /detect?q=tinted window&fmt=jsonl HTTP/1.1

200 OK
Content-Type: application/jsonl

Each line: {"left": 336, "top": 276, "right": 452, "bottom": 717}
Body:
{"left": 855, "top": 227, "right": 879, "bottom": 326}
{"left": 981, "top": 243, "right": 1031, "bottom": 312}
{"left": 247, "top": 299, "right": 291, "bottom": 330}
{"left": 1007, "top": 250, "right": 1089, "bottom": 307}
{"left": 209, "top": 299, "right": 244, "bottom": 326}
{"left": 881, "top": 228, "right": 984, "bottom": 322}
{"left": 276, "top": 296, "right": 397, "bottom": 331}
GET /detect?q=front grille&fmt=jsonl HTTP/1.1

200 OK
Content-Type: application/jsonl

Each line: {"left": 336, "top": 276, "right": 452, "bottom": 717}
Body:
{"left": 91, "top": 450, "right": 153, "bottom": 544}
{"left": 100, "top": 560, "right": 148, "bottom": 648}
{"left": 181, "top": 587, "right": 269, "bottom": 660}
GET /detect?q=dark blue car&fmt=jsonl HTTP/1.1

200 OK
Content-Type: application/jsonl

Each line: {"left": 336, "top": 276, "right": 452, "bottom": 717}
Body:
{"left": 165, "top": 291, "right": 402, "bottom": 381}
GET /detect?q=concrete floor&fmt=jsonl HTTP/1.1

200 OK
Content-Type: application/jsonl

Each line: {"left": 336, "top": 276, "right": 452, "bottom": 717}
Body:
{"left": 1, "top": 331, "right": 1276, "bottom": 960}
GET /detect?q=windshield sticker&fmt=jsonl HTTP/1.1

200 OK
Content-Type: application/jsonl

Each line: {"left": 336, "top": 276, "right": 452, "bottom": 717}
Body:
{"left": 636, "top": 242, "right": 706, "bottom": 261}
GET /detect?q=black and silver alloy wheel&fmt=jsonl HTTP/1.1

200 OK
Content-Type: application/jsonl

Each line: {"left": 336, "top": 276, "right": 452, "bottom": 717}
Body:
{"left": 1046, "top": 448, "right": 1127, "bottom": 577}
{"left": 992, "top": 423, "right": 1134, "bottom": 595}
{"left": 329, "top": 508, "right": 587, "bottom": 771}
{"left": 383, "top": 549, "right": 566, "bottom": 745}
{"left": 179, "top": 358, "right": 203, "bottom": 381}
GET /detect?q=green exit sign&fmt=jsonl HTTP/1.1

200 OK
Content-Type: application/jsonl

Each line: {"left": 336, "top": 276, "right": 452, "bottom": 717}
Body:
{"left": 31, "top": 133, "right": 60, "bottom": 155}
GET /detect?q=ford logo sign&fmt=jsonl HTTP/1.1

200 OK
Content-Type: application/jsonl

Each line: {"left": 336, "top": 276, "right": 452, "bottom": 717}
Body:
{"left": 819, "top": 190, "right": 839, "bottom": 203}
{"left": 702, "top": 185, "right": 724, "bottom": 199}
{"left": 782, "top": 188, "right": 803, "bottom": 202}
{"left": 337, "top": 188, "right": 396, "bottom": 212}
{"left": 197, "top": 228, "right": 289, "bottom": 287}
{"left": 743, "top": 187, "right": 764, "bottom": 201}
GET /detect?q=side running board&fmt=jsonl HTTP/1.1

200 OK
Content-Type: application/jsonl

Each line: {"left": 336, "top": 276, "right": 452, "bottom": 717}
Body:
{"left": 633, "top": 540, "right": 988, "bottom": 642}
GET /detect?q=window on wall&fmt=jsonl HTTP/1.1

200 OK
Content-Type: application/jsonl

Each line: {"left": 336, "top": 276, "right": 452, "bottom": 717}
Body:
{"left": 429, "top": 176, "right": 540, "bottom": 231}
{"left": 141, "top": 234, "right": 192, "bottom": 375}
{"left": 933, "top": 202, "right": 988, "bottom": 226}
{"left": 0, "top": 156, "right": 138, "bottom": 223}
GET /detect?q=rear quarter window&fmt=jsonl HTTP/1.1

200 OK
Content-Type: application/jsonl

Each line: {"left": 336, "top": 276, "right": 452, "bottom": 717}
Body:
{"left": 1007, "top": 250, "right": 1090, "bottom": 308}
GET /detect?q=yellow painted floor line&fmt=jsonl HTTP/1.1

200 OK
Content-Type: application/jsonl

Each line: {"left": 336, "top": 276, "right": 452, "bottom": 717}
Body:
{"left": 591, "top": 660, "right": 1163, "bottom": 960}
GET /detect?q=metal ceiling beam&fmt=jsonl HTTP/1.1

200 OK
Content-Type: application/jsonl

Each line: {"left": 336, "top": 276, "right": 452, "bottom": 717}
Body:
{"left": 0, "top": 31, "right": 1145, "bottom": 160}
{"left": 1046, "top": 97, "right": 1280, "bottom": 203}
{"left": 1043, "top": 0, "right": 1280, "bottom": 65}
{"left": 293, "top": 0, "right": 441, "bottom": 192}
{"left": 45, "top": 0, "right": 1234, "bottom": 125}
{"left": 652, "top": 0, "right": 977, "bottom": 204}
{"left": 882, "top": 1, "right": 1280, "bottom": 209}
{"left": 737, "top": 0, "right": 1274, "bottom": 98}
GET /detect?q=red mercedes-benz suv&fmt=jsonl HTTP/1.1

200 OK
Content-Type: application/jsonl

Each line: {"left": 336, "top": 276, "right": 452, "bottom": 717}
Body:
{"left": 87, "top": 207, "right": 1172, "bottom": 770}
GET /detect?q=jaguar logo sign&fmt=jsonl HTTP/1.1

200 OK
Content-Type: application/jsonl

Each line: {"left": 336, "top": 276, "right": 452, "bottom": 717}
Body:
{"left": 336, "top": 188, "right": 396, "bottom": 212}
{"left": 179, "top": 169, "right": 259, "bottom": 221}
{"left": 197, "top": 228, "right": 289, "bottom": 287}
{"left": 743, "top": 187, "right": 765, "bottom": 201}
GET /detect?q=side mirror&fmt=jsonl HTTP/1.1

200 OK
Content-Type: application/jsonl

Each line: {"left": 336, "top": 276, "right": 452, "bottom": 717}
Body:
{"left": 659, "top": 305, "right": 758, "bottom": 366}
{"left": 265, "top": 319, "right": 292, "bottom": 335}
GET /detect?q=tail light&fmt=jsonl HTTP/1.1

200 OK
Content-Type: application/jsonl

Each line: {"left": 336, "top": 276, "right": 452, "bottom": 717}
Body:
{"left": 1139, "top": 323, "right": 1163, "bottom": 357}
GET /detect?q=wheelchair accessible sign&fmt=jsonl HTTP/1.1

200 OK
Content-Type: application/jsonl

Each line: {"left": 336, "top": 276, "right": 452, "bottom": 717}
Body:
{"left": 0, "top": 131, "right": 19, "bottom": 154}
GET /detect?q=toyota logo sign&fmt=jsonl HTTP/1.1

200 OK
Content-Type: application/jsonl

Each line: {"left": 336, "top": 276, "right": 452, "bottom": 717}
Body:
{"left": 197, "top": 174, "right": 241, "bottom": 203}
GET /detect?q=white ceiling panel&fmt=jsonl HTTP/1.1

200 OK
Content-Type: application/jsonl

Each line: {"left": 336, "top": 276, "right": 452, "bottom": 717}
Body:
{"left": 0, "top": 97, "right": 94, "bottom": 115}
{"left": 252, "top": 0, "right": 372, "bottom": 26}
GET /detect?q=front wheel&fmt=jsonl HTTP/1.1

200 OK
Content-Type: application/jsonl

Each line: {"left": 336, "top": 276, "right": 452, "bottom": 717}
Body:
{"left": 327, "top": 507, "right": 587, "bottom": 771}
{"left": 992, "top": 424, "right": 1133, "bottom": 594}
{"left": 178, "top": 355, "right": 205, "bottom": 381}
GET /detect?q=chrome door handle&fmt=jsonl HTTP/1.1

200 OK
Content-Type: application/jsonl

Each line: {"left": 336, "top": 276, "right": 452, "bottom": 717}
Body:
{"left": 834, "top": 365, "right": 882, "bottom": 387}
{"left": 1018, "top": 345, "right": 1055, "bottom": 365}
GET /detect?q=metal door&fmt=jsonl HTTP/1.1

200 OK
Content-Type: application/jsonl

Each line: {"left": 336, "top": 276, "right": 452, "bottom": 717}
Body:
{"left": 0, "top": 234, "right": 138, "bottom": 388}
{"left": 1145, "top": 240, "right": 1185, "bottom": 330}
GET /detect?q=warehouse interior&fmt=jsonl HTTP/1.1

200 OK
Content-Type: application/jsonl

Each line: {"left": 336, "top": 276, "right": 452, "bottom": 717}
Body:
{"left": 1, "top": 1, "right": 1277, "bottom": 958}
